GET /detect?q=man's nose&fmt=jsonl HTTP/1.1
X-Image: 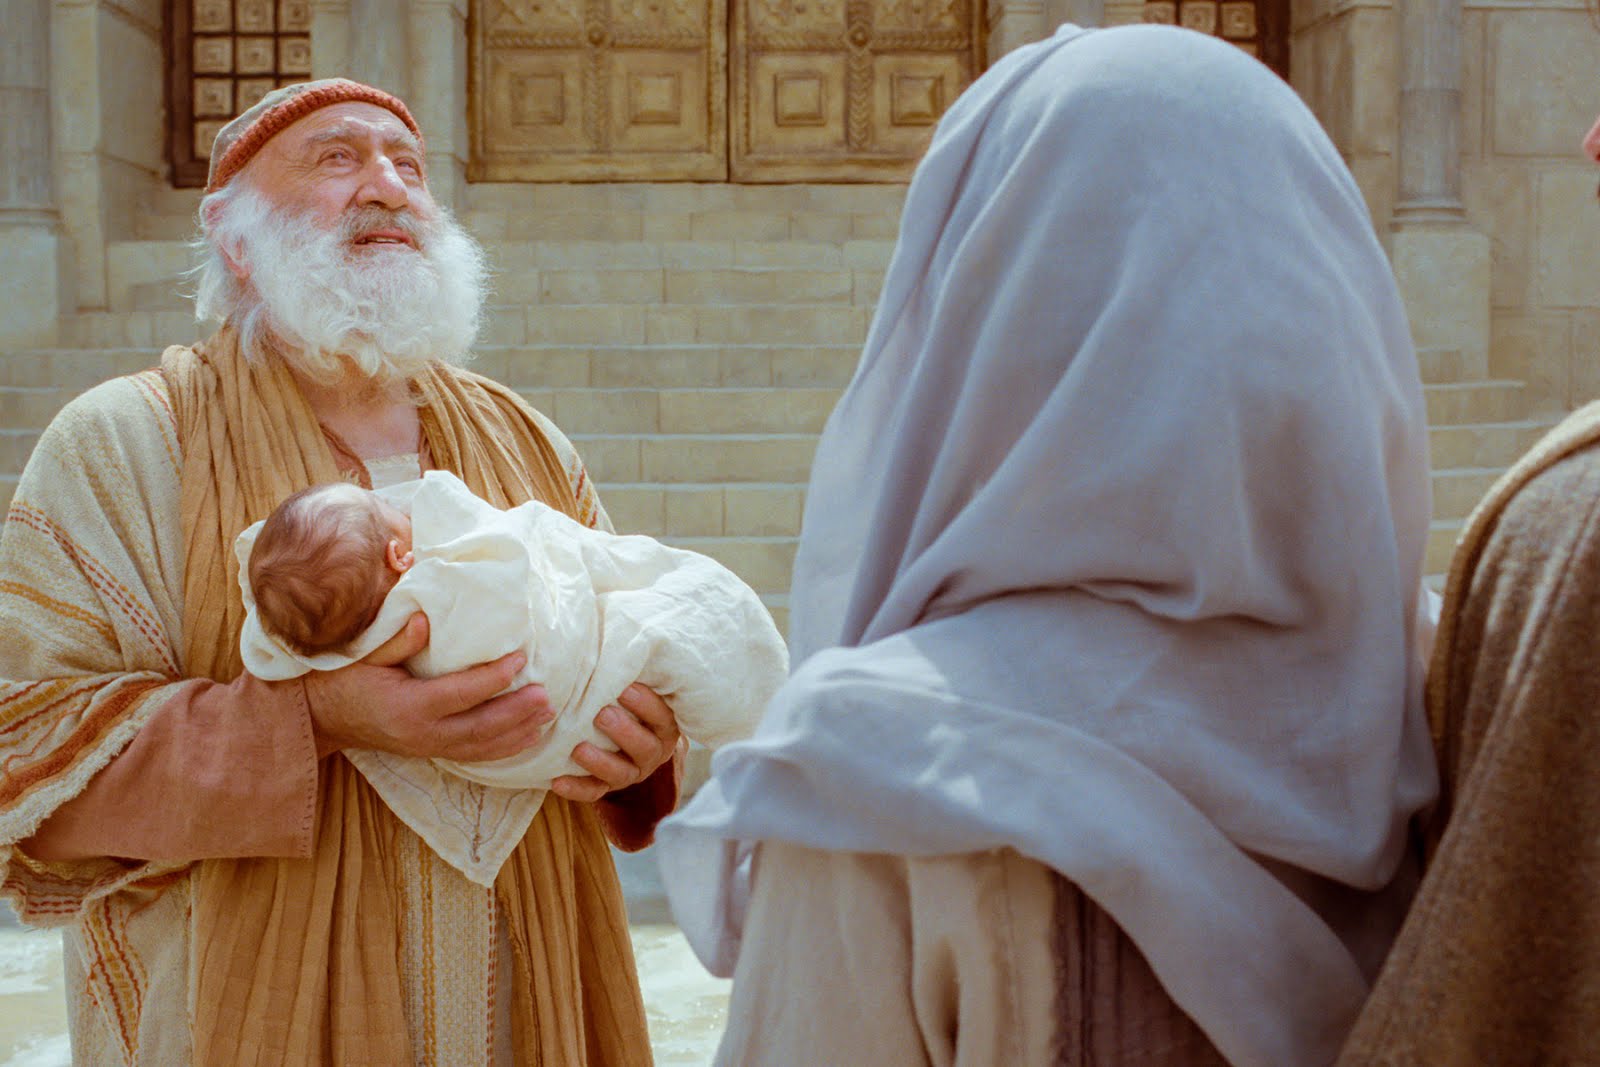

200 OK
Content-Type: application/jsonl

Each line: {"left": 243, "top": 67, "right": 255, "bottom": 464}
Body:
{"left": 357, "top": 157, "right": 410, "bottom": 210}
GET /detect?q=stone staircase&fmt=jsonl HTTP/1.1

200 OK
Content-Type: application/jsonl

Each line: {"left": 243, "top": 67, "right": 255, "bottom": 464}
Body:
{"left": 0, "top": 183, "right": 1560, "bottom": 621}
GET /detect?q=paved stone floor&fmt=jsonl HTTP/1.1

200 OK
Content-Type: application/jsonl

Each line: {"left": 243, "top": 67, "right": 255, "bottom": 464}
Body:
{"left": 0, "top": 848, "right": 731, "bottom": 1066}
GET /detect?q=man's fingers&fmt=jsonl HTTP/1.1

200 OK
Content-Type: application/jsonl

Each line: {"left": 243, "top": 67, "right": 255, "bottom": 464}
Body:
{"left": 421, "top": 652, "right": 532, "bottom": 717}
{"left": 433, "top": 684, "right": 552, "bottom": 761}
{"left": 592, "top": 705, "right": 664, "bottom": 770}
{"left": 365, "top": 613, "right": 430, "bottom": 667}
{"left": 616, "top": 683, "right": 676, "bottom": 735}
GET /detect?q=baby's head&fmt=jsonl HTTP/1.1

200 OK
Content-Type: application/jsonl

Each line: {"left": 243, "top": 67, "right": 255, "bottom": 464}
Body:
{"left": 249, "top": 483, "right": 415, "bottom": 656}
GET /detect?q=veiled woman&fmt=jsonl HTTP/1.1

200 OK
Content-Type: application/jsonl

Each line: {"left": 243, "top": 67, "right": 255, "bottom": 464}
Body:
{"left": 658, "top": 24, "right": 1438, "bottom": 1067}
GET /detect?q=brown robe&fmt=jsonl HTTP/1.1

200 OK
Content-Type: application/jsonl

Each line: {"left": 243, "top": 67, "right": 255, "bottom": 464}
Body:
{"left": 1338, "top": 403, "right": 1600, "bottom": 1065}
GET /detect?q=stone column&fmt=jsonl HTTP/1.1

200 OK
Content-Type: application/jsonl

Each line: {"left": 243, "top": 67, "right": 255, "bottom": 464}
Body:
{"left": 988, "top": 0, "right": 1050, "bottom": 62}
{"left": 0, "top": 0, "right": 63, "bottom": 348}
{"left": 408, "top": 0, "right": 470, "bottom": 213}
{"left": 1390, "top": 0, "right": 1490, "bottom": 376}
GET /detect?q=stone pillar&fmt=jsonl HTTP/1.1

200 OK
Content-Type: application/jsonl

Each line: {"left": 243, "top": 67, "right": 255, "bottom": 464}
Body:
{"left": 408, "top": 0, "right": 470, "bottom": 213}
{"left": 988, "top": 0, "right": 1050, "bottom": 61}
{"left": 0, "top": 0, "right": 63, "bottom": 348}
{"left": 1390, "top": 0, "right": 1490, "bottom": 376}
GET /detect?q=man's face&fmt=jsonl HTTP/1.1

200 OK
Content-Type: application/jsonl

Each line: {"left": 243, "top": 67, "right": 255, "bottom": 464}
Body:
{"left": 243, "top": 101, "right": 437, "bottom": 247}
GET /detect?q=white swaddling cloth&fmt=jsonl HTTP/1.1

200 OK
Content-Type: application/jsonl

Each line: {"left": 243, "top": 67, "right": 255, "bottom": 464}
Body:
{"left": 236, "top": 469, "right": 788, "bottom": 884}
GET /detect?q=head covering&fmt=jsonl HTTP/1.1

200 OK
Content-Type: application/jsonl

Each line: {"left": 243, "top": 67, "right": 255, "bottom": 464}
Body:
{"left": 659, "top": 23, "right": 1437, "bottom": 1067}
{"left": 206, "top": 78, "right": 423, "bottom": 192}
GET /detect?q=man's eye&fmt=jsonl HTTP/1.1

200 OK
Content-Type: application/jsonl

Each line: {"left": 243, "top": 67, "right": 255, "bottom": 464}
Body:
{"left": 323, "top": 150, "right": 355, "bottom": 165}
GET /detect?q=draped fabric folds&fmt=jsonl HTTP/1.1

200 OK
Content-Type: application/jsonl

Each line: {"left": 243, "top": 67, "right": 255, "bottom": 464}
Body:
{"left": 659, "top": 24, "right": 1436, "bottom": 1067}
{"left": 167, "top": 329, "right": 651, "bottom": 1065}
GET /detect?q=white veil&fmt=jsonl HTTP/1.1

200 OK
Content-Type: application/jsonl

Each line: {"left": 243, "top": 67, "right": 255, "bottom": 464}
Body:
{"left": 659, "top": 25, "right": 1436, "bottom": 1067}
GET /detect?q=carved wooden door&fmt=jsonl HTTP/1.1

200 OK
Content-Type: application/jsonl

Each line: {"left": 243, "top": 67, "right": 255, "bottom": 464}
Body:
{"left": 471, "top": 0, "right": 728, "bottom": 180}
{"left": 731, "top": 0, "right": 981, "bottom": 181}
{"left": 1140, "top": 0, "right": 1288, "bottom": 78}
{"left": 471, "top": 0, "right": 980, "bottom": 182}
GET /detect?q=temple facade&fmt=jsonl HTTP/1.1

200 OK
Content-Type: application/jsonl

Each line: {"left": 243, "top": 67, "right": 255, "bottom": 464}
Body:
{"left": 3, "top": 0, "right": 1599, "bottom": 609}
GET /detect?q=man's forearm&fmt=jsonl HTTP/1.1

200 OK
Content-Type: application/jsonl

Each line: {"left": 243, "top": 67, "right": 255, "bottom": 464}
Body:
{"left": 21, "top": 673, "right": 321, "bottom": 863}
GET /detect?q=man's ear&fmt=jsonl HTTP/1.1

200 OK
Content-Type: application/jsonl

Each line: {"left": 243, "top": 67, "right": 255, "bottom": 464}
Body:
{"left": 202, "top": 199, "right": 250, "bottom": 282}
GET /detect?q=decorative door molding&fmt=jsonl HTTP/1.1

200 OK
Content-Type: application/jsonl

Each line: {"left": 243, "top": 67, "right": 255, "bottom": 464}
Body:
{"left": 1141, "top": 0, "right": 1288, "bottom": 79}
{"left": 470, "top": 0, "right": 728, "bottom": 180}
{"left": 731, "top": 0, "right": 982, "bottom": 181}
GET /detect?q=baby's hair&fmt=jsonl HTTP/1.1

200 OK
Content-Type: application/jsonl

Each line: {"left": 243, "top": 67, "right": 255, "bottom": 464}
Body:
{"left": 249, "top": 483, "right": 393, "bottom": 655}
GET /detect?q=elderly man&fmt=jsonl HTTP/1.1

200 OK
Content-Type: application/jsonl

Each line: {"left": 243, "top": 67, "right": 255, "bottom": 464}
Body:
{"left": 0, "top": 79, "right": 683, "bottom": 1064}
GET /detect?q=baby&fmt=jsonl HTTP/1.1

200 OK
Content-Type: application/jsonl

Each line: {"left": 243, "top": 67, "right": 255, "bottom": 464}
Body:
{"left": 249, "top": 482, "right": 417, "bottom": 657}
{"left": 236, "top": 470, "right": 788, "bottom": 883}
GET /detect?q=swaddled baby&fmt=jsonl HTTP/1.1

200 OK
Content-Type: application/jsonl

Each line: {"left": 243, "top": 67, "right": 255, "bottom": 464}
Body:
{"left": 235, "top": 470, "right": 787, "bottom": 882}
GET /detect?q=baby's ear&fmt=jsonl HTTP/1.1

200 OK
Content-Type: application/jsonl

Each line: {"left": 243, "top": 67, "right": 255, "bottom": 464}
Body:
{"left": 386, "top": 539, "right": 415, "bottom": 573}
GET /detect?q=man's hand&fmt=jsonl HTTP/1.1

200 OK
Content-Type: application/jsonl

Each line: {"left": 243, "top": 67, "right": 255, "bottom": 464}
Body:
{"left": 550, "top": 683, "right": 683, "bottom": 803}
{"left": 304, "top": 613, "right": 555, "bottom": 761}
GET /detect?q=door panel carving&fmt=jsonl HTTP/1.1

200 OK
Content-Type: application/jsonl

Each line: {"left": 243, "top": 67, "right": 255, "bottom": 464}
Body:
{"left": 468, "top": 0, "right": 979, "bottom": 182}
{"left": 471, "top": 0, "right": 727, "bottom": 180}
{"left": 732, "top": 0, "right": 981, "bottom": 180}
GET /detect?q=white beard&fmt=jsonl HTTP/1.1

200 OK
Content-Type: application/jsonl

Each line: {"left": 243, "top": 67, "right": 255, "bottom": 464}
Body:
{"left": 195, "top": 184, "right": 488, "bottom": 384}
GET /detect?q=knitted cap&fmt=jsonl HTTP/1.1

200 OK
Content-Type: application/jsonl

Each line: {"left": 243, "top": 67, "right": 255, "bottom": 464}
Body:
{"left": 206, "top": 78, "right": 424, "bottom": 193}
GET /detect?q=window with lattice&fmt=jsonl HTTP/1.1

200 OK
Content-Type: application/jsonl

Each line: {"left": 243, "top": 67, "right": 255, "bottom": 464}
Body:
{"left": 166, "top": 1, "right": 314, "bottom": 187}
{"left": 1140, "top": 0, "right": 1288, "bottom": 79}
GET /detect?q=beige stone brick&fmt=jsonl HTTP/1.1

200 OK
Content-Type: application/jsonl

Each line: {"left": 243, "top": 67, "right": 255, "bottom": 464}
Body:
{"left": 727, "top": 185, "right": 821, "bottom": 212}
{"left": 852, "top": 270, "right": 885, "bottom": 307}
{"left": 645, "top": 307, "right": 698, "bottom": 344}
{"left": 1346, "top": 9, "right": 1396, "bottom": 157}
{"left": 1462, "top": 9, "right": 1486, "bottom": 161}
{"left": 539, "top": 270, "right": 664, "bottom": 304}
{"left": 664, "top": 486, "right": 725, "bottom": 536}
{"left": 666, "top": 270, "right": 851, "bottom": 305}
{"left": 1484, "top": 309, "right": 1569, "bottom": 409}
{"left": 0, "top": 431, "right": 42, "bottom": 476}
{"left": 662, "top": 241, "right": 737, "bottom": 269}
{"left": 551, "top": 389, "right": 660, "bottom": 434}
{"left": 481, "top": 307, "right": 527, "bottom": 344}
{"left": 1428, "top": 420, "right": 1551, "bottom": 469}
{"left": 106, "top": 241, "right": 195, "bottom": 311}
{"left": 1567, "top": 312, "right": 1600, "bottom": 407}
{"left": 658, "top": 388, "right": 839, "bottom": 434}
{"left": 507, "top": 212, "right": 646, "bottom": 241}
{"left": 0, "top": 387, "right": 72, "bottom": 429}
{"left": 765, "top": 602, "right": 789, "bottom": 638}
{"left": 1346, "top": 156, "right": 1394, "bottom": 237}
{"left": 844, "top": 240, "right": 897, "bottom": 269}
{"left": 1536, "top": 170, "right": 1600, "bottom": 308}
{"left": 0, "top": 476, "right": 14, "bottom": 513}
{"left": 641, "top": 435, "right": 818, "bottom": 483}
{"left": 1462, "top": 163, "right": 1532, "bottom": 311}
{"left": 770, "top": 346, "right": 862, "bottom": 387}
{"left": 464, "top": 212, "right": 509, "bottom": 240}
{"left": 668, "top": 537, "right": 797, "bottom": 594}
{"left": 597, "top": 486, "right": 666, "bottom": 536}
{"left": 690, "top": 212, "right": 790, "bottom": 242}
{"left": 719, "top": 349, "right": 773, "bottom": 386}
{"left": 789, "top": 214, "right": 852, "bottom": 242}
{"left": 692, "top": 306, "right": 870, "bottom": 345}
{"left": 641, "top": 185, "right": 738, "bottom": 213}
{"left": 570, "top": 435, "right": 642, "bottom": 481}
{"left": 642, "top": 213, "right": 693, "bottom": 240}
{"left": 529, "top": 184, "right": 649, "bottom": 212}
{"left": 1425, "top": 520, "right": 1461, "bottom": 574}
{"left": 734, "top": 241, "right": 845, "bottom": 269}
{"left": 1415, "top": 346, "right": 1471, "bottom": 384}
{"left": 1490, "top": 11, "right": 1600, "bottom": 158}
{"left": 524, "top": 241, "right": 665, "bottom": 269}
{"left": 525, "top": 305, "right": 646, "bottom": 344}
{"left": 724, "top": 485, "right": 806, "bottom": 537}
{"left": 490, "top": 271, "right": 543, "bottom": 305}
{"left": 590, "top": 347, "right": 724, "bottom": 388}
{"left": 1431, "top": 468, "right": 1502, "bottom": 522}
{"left": 851, "top": 213, "right": 901, "bottom": 240}
{"left": 466, "top": 183, "right": 539, "bottom": 212}
{"left": 1424, "top": 380, "right": 1534, "bottom": 424}
{"left": 494, "top": 347, "right": 590, "bottom": 387}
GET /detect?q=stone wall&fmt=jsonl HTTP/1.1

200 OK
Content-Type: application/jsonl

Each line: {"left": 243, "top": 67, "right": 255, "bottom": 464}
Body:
{"left": 1463, "top": 1, "right": 1600, "bottom": 414}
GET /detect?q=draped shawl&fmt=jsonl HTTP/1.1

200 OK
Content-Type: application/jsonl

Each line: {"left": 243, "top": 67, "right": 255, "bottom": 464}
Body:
{"left": 165, "top": 327, "right": 652, "bottom": 1066}
{"left": 658, "top": 24, "right": 1436, "bottom": 1067}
